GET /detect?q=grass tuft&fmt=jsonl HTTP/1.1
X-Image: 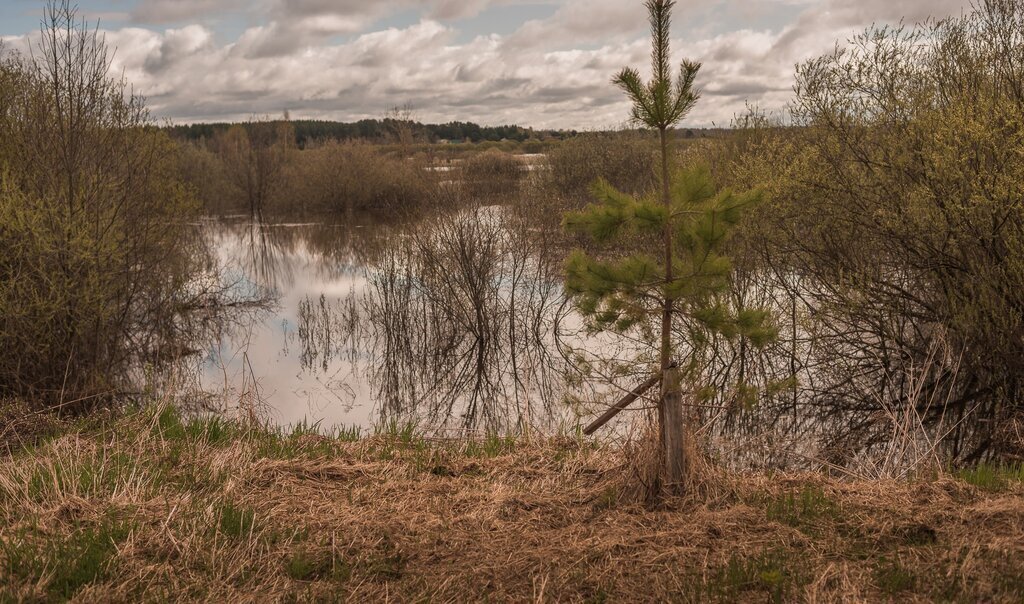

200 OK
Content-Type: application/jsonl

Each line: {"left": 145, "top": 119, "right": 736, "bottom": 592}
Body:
{"left": 955, "top": 463, "right": 1024, "bottom": 491}
{"left": 285, "top": 548, "right": 350, "bottom": 582}
{"left": 2, "top": 518, "right": 132, "bottom": 600}
{"left": 876, "top": 558, "right": 917, "bottom": 595}
{"left": 219, "top": 503, "right": 256, "bottom": 539}
{"left": 763, "top": 484, "right": 837, "bottom": 531}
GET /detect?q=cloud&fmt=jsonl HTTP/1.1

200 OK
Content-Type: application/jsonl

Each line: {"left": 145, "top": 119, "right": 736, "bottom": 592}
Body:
{"left": 142, "top": 25, "right": 213, "bottom": 72}
{"left": 429, "top": 0, "right": 492, "bottom": 20}
{"left": 505, "top": 0, "right": 649, "bottom": 50}
{"left": 131, "top": 0, "right": 246, "bottom": 24}
{"left": 5, "top": 0, "right": 976, "bottom": 128}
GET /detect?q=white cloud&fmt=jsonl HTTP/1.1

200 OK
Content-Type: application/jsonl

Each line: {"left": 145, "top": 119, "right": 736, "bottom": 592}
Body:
{"left": 4, "top": 0, "right": 974, "bottom": 128}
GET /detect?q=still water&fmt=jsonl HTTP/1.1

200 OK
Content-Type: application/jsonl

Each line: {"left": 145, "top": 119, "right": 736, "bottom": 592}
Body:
{"left": 186, "top": 211, "right": 614, "bottom": 435}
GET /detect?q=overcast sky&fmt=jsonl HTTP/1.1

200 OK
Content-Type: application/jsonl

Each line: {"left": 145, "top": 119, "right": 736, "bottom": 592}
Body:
{"left": 0, "top": 0, "right": 971, "bottom": 129}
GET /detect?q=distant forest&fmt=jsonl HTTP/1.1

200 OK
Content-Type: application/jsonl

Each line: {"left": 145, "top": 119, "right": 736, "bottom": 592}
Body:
{"left": 164, "top": 118, "right": 571, "bottom": 146}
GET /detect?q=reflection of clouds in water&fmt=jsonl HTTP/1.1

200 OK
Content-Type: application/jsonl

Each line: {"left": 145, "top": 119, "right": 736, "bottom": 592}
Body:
{"left": 196, "top": 213, "right": 591, "bottom": 434}
{"left": 186, "top": 206, "right": 997, "bottom": 468}
{"left": 196, "top": 218, "right": 379, "bottom": 428}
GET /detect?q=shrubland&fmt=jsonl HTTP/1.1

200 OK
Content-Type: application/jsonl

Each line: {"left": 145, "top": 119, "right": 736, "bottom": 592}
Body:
{"left": 0, "top": 4, "right": 201, "bottom": 407}
{"left": 2, "top": 0, "right": 1024, "bottom": 599}
{"left": 545, "top": 131, "right": 658, "bottom": 204}
{"left": 694, "top": 0, "right": 1024, "bottom": 465}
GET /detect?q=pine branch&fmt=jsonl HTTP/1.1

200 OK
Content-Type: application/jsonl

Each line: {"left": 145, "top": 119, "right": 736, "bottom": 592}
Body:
{"left": 646, "top": 0, "right": 674, "bottom": 85}
{"left": 613, "top": 67, "right": 656, "bottom": 127}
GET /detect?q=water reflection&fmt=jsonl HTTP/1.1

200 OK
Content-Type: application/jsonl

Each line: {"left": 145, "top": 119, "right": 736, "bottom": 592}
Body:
{"left": 367, "top": 207, "right": 570, "bottom": 433}
{"left": 194, "top": 210, "right": 582, "bottom": 434}
{"left": 183, "top": 212, "right": 950, "bottom": 470}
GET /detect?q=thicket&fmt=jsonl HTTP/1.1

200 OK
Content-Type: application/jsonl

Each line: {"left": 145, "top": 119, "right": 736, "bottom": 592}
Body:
{"left": 0, "top": 2, "right": 200, "bottom": 406}
{"left": 286, "top": 141, "right": 437, "bottom": 215}
{"left": 545, "top": 131, "right": 659, "bottom": 203}
{"left": 174, "top": 132, "right": 441, "bottom": 216}
{"left": 166, "top": 118, "right": 556, "bottom": 146}
{"left": 708, "top": 0, "right": 1024, "bottom": 464}
{"left": 461, "top": 149, "right": 525, "bottom": 198}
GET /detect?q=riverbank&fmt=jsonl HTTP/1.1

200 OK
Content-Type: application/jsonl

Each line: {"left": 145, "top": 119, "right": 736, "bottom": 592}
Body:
{"left": 1, "top": 405, "right": 1022, "bottom": 602}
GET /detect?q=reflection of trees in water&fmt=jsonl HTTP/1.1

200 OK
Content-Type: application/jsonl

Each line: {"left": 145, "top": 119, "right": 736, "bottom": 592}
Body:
{"left": 211, "top": 209, "right": 981, "bottom": 468}
{"left": 297, "top": 292, "right": 363, "bottom": 374}
{"left": 243, "top": 222, "right": 295, "bottom": 291}
{"left": 712, "top": 266, "right": 974, "bottom": 470}
{"left": 217, "top": 218, "right": 394, "bottom": 291}
{"left": 162, "top": 236, "right": 279, "bottom": 414}
{"left": 366, "top": 207, "right": 571, "bottom": 434}
{"left": 208, "top": 207, "right": 977, "bottom": 468}
{"left": 610, "top": 261, "right": 979, "bottom": 471}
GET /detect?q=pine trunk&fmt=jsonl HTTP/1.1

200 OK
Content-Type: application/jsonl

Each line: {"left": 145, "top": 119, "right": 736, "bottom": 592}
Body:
{"left": 659, "top": 126, "right": 686, "bottom": 492}
{"left": 662, "top": 365, "right": 686, "bottom": 489}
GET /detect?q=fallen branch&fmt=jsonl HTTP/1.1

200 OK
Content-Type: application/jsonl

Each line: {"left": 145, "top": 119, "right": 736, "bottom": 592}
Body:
{"left": 583, "top": 373, "right": 661, "bottom": 435}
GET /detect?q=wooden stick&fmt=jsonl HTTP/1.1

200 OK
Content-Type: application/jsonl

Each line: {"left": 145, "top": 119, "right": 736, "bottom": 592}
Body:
{"left": 583, "top": 373, "right": 661, "bottom": 435}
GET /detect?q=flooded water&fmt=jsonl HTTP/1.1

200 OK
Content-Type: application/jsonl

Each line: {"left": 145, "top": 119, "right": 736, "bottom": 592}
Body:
{"left": 173, "top": 210, "right": 915, "bottom": 469}
{"left": 184, "top": 210, "right": 613, "bottom": 435}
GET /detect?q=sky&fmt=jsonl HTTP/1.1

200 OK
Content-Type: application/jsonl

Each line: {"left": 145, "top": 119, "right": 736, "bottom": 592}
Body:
{"left": 0, "top": 0, "right": 972, "bottom": 129}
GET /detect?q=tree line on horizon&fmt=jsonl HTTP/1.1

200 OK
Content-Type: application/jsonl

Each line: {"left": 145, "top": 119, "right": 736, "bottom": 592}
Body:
{"left": 166, "top": 118, "right": 563, "bottom": 147}
{"left": 165, "top": 117, "right": 727, "bottom": 148}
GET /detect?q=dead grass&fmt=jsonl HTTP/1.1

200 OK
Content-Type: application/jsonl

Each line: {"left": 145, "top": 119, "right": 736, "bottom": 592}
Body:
{"left": 1, "top": 405, "right": 1023, "bottom": 602}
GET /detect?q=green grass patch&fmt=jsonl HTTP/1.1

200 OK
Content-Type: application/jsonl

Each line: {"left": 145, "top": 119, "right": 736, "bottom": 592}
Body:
{"left": 285, "top": 548, "right": 351, "bottom": 582}
{"left": 465, "top": 433, "right": 516, "bottom": 458}
{"left": 153, "top": 405, "right": 186, "bottom": 440}
{"left": 763, "top": 485, "right": 837, "bottom": 531}
{"left": 1, "top": 518, "right": 132, "bottom": 600}
{"left": 694, "top": 549, "right": 808, "bottom": 602}
{"left": 252, "top": 420, "right": 361, "bottom": 460}
{"left": 955, "top": 463, "right": 1024, "bottom": 491}
{"left": 375, "top": 419, "right": 420, "bottom": 445}
{"left": 24, "top": 452, "right": 136, "bottom": 502}
{"left": 185, "top": 415, "right": 234, "bottom": 446}
{"left": 219, "top": 503, "right": 256, "bottom": 539}
{"left": 875, "top": 558, "right": 917, "bottom": 595}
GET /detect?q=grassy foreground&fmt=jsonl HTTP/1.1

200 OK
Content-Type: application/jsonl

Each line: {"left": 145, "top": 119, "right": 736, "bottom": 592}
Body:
{"left": 1, "top": 406, "right": 1023, "bottom": 602}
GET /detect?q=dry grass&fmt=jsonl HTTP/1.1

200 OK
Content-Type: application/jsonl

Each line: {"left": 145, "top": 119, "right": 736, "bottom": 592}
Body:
{"left": 1, "top": 405, "right": 1023, "bottom": 602}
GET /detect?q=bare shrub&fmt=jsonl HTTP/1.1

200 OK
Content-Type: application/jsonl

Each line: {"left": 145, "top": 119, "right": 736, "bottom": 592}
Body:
{"left": 461, "top": 149, "right": 524, "bottom": 198}
{"left": 286, "top": 141, "right": 436, "bottom": 215}
{"left": 545, "top": 131, "right": 658, "bottom": 203}
{"left": 0, "top": 1, "right": 202, "bottom": 406}
{"left": 174, "top": 141, "right": 235, "bottom": 214}
{"left": 366, "top": 201, "right": 568, "bottom": 434}
{"left": 215, "top": 118, "right": 293, "bottom": 220}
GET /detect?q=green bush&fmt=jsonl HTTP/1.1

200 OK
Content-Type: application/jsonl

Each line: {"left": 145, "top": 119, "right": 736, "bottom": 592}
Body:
{"left": 720, "top": 0, "right": 1024, "bottom": 462}
{"left": 0, "top": 11, "right": 201, "bottom": 406}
